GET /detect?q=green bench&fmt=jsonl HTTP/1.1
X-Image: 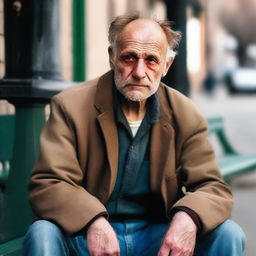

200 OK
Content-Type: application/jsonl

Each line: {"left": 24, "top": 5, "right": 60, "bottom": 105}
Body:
{"left": 207, "top": 116, "right": 256, "bottom": 182}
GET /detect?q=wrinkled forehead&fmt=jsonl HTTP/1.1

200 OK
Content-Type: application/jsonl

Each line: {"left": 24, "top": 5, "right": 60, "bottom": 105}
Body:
{"left": 116, "top": 19, "right": 169, "bottom": 50}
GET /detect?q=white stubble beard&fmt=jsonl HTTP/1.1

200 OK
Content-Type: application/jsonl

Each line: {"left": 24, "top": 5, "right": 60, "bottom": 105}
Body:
{"left": 114, "top": 71, "right": 161, "bottom": 102}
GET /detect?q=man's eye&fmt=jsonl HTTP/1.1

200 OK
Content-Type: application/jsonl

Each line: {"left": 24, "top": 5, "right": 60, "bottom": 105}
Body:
{"left": 121, "top": 55, "right": 135, "bottom": 62}
{"left": 146, "top": 57, "right": 158, "bottom": 64}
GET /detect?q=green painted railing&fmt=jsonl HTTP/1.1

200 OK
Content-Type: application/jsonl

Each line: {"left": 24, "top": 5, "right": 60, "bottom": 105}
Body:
{"left": 72, "top": 0, "right": 86, "bottom": 82}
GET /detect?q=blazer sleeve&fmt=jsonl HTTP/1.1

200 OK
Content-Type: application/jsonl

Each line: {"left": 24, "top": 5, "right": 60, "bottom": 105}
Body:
{"left": 29, "top": 96, "right": 107, "bottom": 235}
{"left": 170, "top": 116, "right": 233, "bottom": 234}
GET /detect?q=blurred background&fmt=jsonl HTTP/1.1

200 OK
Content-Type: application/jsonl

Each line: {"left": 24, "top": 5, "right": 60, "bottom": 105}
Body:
{"left": 0, "top": 0, "right": 255, "bottom": 255}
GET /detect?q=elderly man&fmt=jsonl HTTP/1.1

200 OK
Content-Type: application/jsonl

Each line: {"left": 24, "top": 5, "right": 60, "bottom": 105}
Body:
{"left": 22, "top": 14, "right": 245, "bottom": 256}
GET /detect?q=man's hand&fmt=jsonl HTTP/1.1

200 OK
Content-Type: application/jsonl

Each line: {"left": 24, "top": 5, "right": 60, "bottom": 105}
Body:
{"left": 86, "top": 216, "right": 120, "bottom": 256}
{"left": 158, "top": 211, "right": 197, "bottom": 256}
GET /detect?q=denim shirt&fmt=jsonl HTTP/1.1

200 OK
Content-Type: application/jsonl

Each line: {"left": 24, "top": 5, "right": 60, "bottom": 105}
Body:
{"left": 106, "top": 91, "right": 168, "bottom": 222}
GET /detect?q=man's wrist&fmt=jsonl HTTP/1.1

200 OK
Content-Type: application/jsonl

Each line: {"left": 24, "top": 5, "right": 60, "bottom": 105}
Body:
{"left": 81, "top": 212, "right": 108, "bottom": 235}
{"left": 170, "top": 207, "right": 202, "bottom": 234}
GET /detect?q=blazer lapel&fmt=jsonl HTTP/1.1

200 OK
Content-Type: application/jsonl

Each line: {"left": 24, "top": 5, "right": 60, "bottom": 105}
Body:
{"left": 94, "top": 71, "right": 119, "bottom": 195}
{"left": 97, "top": 113, "right": 118, "bottom": 194}
{"left": 150, "top": 85, "right": 176, "bottom": 192}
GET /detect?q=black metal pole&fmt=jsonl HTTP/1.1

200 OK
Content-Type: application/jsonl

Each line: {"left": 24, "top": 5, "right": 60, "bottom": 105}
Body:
{"left": 0, "top": 0, "right": 70, "bottom": 103}
{"left": 163, "top": 0, "right": 189, "bottom": 96}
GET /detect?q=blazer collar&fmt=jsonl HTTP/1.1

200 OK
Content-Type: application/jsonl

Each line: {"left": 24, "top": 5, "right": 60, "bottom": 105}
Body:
{"left": 94, "top": 70, "right": 115, "bottom": 113}
{"left": 94, "top": 71, "right": 119, "bottom": 193}
{"left": 150, "top": 83, "right": 176, "bottom": 191}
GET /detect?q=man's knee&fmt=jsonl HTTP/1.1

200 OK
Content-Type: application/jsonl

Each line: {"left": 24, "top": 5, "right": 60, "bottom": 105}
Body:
{"left": 25, "top": 220, "right": 63, "bottom": 241}
{"left": 195, "top": 220, "right": 246, "bottom": 255}
{"left": 214, "top": 219, "right": 246, "bottom": 246}
{"left": 22, "top": 220, "right": 67, "bottom": 255}
{"left": 206, "top": 219, "right": 246, "bottom": 254}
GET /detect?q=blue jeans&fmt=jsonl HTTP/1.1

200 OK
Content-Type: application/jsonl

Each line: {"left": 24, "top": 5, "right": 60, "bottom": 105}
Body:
{"left": 22, "top": 219, "right": 246, "bottom": 256}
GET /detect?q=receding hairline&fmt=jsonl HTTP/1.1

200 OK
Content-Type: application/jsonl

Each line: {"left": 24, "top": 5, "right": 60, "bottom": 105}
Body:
{"left": 117, "top": 18, "right": 169, "bottom": 44}
{"left": 108, "top": 14, "right": 181, "bottom": 53}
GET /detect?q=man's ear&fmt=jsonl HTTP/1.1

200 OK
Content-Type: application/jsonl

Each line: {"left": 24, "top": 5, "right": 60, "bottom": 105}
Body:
{"left": 108, "top": 46, "right": 115, "bottom": 69}
{"left": 162, "top": 57, "right": 174, "bottom": 78}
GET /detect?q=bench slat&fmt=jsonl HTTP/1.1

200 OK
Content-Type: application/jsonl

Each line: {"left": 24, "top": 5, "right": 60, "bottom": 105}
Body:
{"left": 218, "top": 155, "right": 256, "bottom": 177}
{"left": 208, "top": 117, "right": 256, "bottom": 182}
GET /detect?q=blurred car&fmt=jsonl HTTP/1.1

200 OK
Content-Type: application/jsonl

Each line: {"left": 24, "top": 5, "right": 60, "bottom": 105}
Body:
{"left": 225, "top": 67, "right": 256, "bottom": 94}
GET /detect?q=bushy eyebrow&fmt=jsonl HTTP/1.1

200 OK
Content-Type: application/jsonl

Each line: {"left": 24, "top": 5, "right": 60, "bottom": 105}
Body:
{"left": 119, "top": 51, "right": 138, "bottom": 58}
{"left": 120, "top": 51, "right": 160, "bottom": 61}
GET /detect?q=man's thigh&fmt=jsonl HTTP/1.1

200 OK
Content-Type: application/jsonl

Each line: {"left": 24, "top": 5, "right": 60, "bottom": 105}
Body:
{"left": 194, "top": 220, "right": 246, "bottom": 256}
{"left": 135, "top": 223, "right": 168, "bottom": 256}
{"left": 111, "top": 221, "right": 168, "bottom": 256}
{"left": 22, "top": 220, "right": 89, "bottom": 256}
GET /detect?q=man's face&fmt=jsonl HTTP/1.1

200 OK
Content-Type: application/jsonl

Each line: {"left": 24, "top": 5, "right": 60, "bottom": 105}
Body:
{"left": 109, "top": 19, "right": 173, "bottom": 102}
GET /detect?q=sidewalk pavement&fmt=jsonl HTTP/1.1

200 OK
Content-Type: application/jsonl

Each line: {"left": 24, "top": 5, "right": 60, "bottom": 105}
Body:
{"left": 192, "top": 86, "right": 256, "bottom": 256}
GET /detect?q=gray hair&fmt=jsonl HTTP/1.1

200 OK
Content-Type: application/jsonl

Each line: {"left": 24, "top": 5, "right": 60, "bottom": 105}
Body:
{"left": 108, "top": 13, "right": 182, "bottom": 59}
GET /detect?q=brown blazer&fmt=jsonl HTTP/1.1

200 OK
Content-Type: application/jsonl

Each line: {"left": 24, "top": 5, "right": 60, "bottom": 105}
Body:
{"left": 29, "top": 71, "right": 233, "bottom": 235}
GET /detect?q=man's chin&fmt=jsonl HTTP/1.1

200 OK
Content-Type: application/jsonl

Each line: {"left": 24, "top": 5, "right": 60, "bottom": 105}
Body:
{"left": 121, "top": 91, "right": 149, "bottom": 102}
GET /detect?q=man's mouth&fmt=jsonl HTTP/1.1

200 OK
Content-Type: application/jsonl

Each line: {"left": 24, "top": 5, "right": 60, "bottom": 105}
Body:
{"left": 125, "top": 84, "right": 148, "bottom": 88}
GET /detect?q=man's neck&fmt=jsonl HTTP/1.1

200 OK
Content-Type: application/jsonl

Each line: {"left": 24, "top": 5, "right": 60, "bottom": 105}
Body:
{"left": 121, "top": 98, "right": 147, "bottom": 122}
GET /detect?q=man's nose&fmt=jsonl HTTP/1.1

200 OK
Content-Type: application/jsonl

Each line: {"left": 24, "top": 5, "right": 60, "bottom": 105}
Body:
{"left": 132, "top": 59, "right": 146, "bottom": 79}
